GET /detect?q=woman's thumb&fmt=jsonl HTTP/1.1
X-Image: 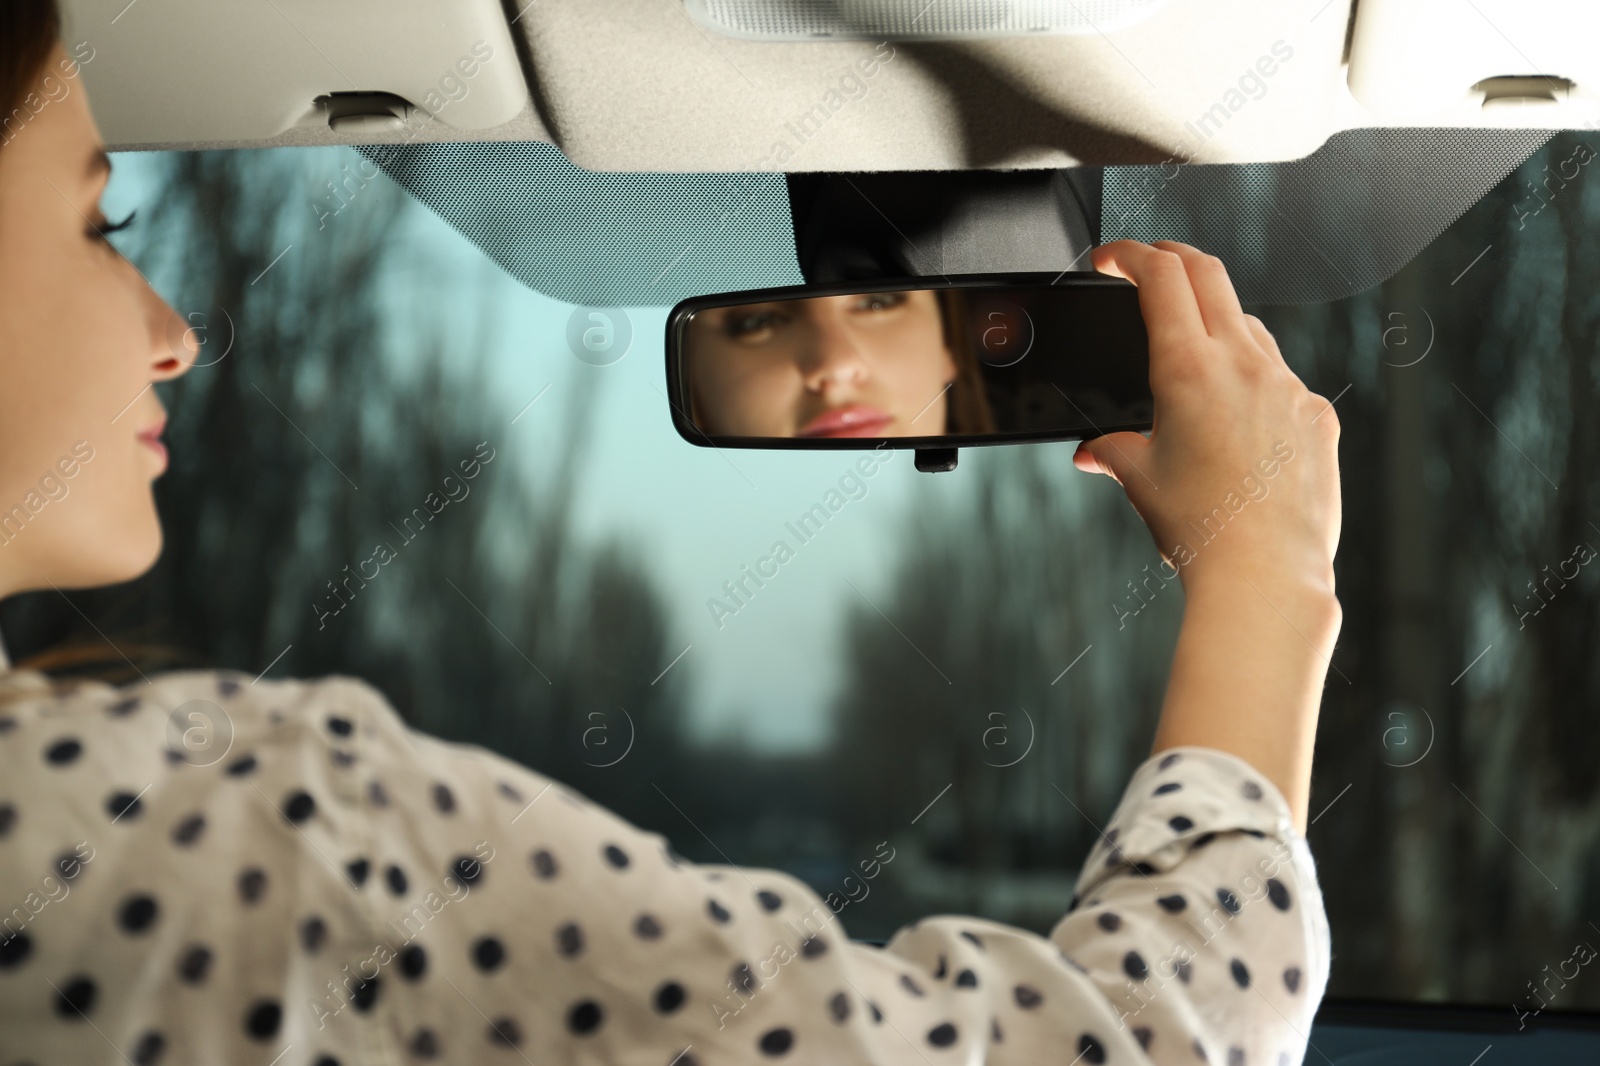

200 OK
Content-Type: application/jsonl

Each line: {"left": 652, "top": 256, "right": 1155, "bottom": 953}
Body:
{"left": 1072, "top": 431, "right": 1149, "bottom": 488}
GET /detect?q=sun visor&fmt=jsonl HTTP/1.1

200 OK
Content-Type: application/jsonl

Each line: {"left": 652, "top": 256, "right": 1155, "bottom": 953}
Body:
{"left": 61, "top": 0, "right": 529, "bottom": 144}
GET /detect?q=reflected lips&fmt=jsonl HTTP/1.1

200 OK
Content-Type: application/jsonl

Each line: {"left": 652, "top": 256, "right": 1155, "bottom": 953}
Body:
{"left": 137, "top": 417, "right": 168, "bottom": 470}
{"left": 798, "top": 405, "right": 893, "bottom": 439}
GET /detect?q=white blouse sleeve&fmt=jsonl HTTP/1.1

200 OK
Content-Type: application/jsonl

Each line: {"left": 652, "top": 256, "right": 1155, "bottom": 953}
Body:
{"left": 0, "top": 669, "right": 1330, "bottom": 1066}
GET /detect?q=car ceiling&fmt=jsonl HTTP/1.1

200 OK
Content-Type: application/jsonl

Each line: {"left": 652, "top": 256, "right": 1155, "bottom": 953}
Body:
{"left": 61, "top": 0, "right": 1600, "bottom": 170}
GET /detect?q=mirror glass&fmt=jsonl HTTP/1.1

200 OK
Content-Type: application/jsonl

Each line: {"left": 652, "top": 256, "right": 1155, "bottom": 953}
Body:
{"left": 671, "top": 279, "right": 1153, "bottom": 445}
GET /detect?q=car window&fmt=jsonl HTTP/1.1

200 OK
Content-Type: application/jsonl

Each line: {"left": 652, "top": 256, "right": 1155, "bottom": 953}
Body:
{"left": 4, "top": 134, "right": 1595, "bottom": 1015}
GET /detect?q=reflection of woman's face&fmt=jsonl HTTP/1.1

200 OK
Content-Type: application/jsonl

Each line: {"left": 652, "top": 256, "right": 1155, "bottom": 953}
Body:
{"left": 686, "top": 290, "right": 956, "bottom": 438}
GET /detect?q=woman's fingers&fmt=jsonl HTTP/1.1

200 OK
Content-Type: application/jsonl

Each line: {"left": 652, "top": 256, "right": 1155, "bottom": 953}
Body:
{"left": 1090, "top": 240, "right": 1206, "bottom": 356}
{"left": 1148, "top": 240, "right": 1251, "bottom": 342}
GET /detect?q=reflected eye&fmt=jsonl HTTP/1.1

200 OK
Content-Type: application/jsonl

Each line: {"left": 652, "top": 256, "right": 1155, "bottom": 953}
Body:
{"left": 722, "top": 306, "right": 789, "bottom": 340}
{"left": 852, "top": 291, "right": 909, "bottom": 313}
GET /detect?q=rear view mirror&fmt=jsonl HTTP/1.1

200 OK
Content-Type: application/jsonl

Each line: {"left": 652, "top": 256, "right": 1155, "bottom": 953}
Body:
{"left": 664, "top": 273, "right": 1152, "bottom": 471}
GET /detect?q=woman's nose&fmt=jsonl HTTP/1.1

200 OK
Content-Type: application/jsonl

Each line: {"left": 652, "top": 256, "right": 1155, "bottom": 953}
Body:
{"left": 801, "top": 310, "right": 870, "bottom": 392}
{"left": 144, "top": 278, "right": 197, "bottom": 381}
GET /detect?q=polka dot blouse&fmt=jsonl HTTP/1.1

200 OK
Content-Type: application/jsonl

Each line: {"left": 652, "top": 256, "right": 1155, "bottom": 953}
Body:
{"left": 0, "top": 666, "right": 1331, "bottom": 1066}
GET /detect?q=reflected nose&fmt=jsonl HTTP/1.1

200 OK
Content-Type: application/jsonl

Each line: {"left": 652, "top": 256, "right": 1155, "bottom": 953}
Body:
{"left": 800, "top": 300, "right": 870, "bottom": 393}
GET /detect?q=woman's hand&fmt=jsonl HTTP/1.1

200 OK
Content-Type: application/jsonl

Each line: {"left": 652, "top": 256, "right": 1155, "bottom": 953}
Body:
{"left": 1074, "top": 240, "right": 1344, "bottom": 832}
{"left": 1073, "top": 240, "right": 1341, "bottom": 599}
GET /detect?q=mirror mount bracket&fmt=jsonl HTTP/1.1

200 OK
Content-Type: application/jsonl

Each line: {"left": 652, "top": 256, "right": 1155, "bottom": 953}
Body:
{"left": 915, "top": 448, "right": 959, "bottom": 474}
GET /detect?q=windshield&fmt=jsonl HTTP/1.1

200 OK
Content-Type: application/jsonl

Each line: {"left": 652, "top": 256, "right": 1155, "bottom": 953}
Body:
{"left": 4, "top": 133, "right": 1595, "bottom": 1016}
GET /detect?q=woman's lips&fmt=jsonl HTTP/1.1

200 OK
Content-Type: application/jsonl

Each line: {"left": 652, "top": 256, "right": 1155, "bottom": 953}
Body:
{"left": 137, "top": 418, "right": 168, "bottom": 470}
{"left": 797, "top": 405, "right": 894, "bottom": 439}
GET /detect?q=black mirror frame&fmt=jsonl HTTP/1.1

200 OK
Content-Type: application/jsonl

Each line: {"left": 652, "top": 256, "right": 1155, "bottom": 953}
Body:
{"left": 663, "top": 271, "right": 1152, "bottom": 456}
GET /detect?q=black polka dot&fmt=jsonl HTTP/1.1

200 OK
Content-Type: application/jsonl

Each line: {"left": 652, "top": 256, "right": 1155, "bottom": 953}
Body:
{"left": 567, "top": 999, "right": 603, "bottom": 1035}
{"left": 1241, "top": 780, "right": 1264, "bottom": 801}
{"left": 225, "top": 754, "right": 257, "bottom": 776}
{"left": 1013, "top": 984, "right": 1043, "bottom": 1009}
{"left": 955, "top": 968, "right": 978, "bottom": 988}
{"left": 399, "top": 944, "right": 427, "bottom": 980}
{"left": 1230, "top": 958, "right": 1251, "bottom": 988}
{"left": 473, "top": 936, "right": 506, "bottom": 972}
{"left": 1153, "top": 781, "right": 1182, "bottom": 795}
{"left": 1242, "top": 828, "right": 1266, "bottom": 839}
{"left": 1195, "top": 1038, "right": 1210, "bottom": 1061}
{"left": 1131, "top": 861, "right": 1159, "bottom": 876}
{"left": 555, "top": 922, "right": 584, "bottom": 957}
{"left": 107, "top": 791, "right": 144, "bottom": 821}
{"left": 45, "top": 738, "right": 83, "bottom": 765}
{"left": 351, "top": 976, "right": 380, "bottom": 1012}
{"left": 385, "top": 864, "right": 408, "bottom": 896}
{"left": 1266, "top": 878, "right": 1291, "bottom": 911}
{"left": 119, "top": 894, "right": 159, "bottom": 933}
{"left": 1096, "top": 911, "right": 1122, "bottom": 932}
{"left": 732, "top": 962, "right": 759, "bottom": 995}
{"left": 654, "top": 980, "right": 686, "bottom": 1014}
{"left": 489, "top": 1017, "right": 523, "bottom": 1046}
{"left": 1283, "top": 966, "right": 1302, "bottom": 994}
{"left": 927, "top": 1022, "right": 958, "bottom": 1047}
{"left": 0, "top": 930, "right": 32, "bottom": 968}
{"left": 758, "top": 1027, "right": 794, "bottom": 1056}
{"left": 869, "top": 1000, "right": 883, "bottom": 1023}
{"left": 55, "top": 975, "right": 96, "bottom": 1017}
{"left": 960, "top": 930, "right": 984, "bottom": 949}
{"left": 1216, "top": 888, "right": 1241, "bottom": 914}
{"left": 0, "top": 715, "right": 14, "bottom": 734}
{"left": 1228, "top": 1047, "right": 1246, "bottom": 1066}
{"left": 991, "top": 1018, "right": 1004, "bottom": 1043}
{"left": 1105, "top": 827, "right": 1120, "bottom": 845}
{"left": 0, "top": 803, "right": 14, "bottom": 837}
{"left": 177, "top": 944, "right": 212, "bottom": 983}
{"left": 326, "top": 715, "right": 353, "bottom": 737}
{"left": 1134, "top": 1026, "right": 1154, "bottom": 1051}
{"left": 828, "top": 991, "right": 851, "bottom": 1022}
{"left": 1079, "top": 1033, "right": 1107, "bottom": 1064}
{"left": 1125, "top": 951, "right": 1149, "bottom": 981}
{"left": 707, "top": 898, "right": 731, "bottom": 923}
{"left": 311, "top": 1056, "right": 339, "bottom": 1066}
{"left": 409, "top": 1028, "right": 440, "bottom": 1058}
{"left": 237, "top": 868, "right": 268, "bottom": 904}
{"left": 432, "top": 783, "right": 456, "bottom": 814}
{"left": 900, "top": 973, "right": 925, "bottom": 997}
{"left": 933, "top": 953, "right": 948, "bottom": 978}
{"left": 800, "top": 935, "right": 827, "bottom": 958}
{"left": 132, "top": 1029, "right": 165, "bottom": 1065}
{"left": 756, "top": 888, "right": 782, "bottom": 911}
{"left": 300, "top": 916, "right": 327, "bottom": 954}
{"left": 634, "top": 913, "right": 663, "bottom": 939}
{"left": 603, "top": 843, "right": 630, "bottom": 869}
{"left": 1157, "top": 893, "right": 1187, "bottom": 913}
{"left": 283, "top": 790, "right": 316, "bottom": 824}
{"left": 1176, "top": 958, "right": 1193, "bottom": 984}
{"left": 1169, "top": 815, "right": 1195, "bottom": 833}
{"left": 531, "top": 849, "right": 558, "bottom": 879}
{"left": 108, "top": 696, "right": 141, "bottom": 717}
{"left": 243, "top": 1000, "right": 281, "bottom": 1040}
{"left": 496, "top": 781, "right": 524, "bottom": 803}
{"left": 330, "top": 750, "right": 356, "bottom": 768}
{"left": 171, "top": 813, "right": 206, "bottom": 846}
{"left": 366, "top": 781, "right": 390, "bottom": 807}
{"left": 450, "top": 855, "right": 482, "bottom": 885}
{"left": 1158, "top": 752, "right": 1182, "bottom": 770}
{"left": 1191, "top": 831, "right": 1217, "bottom": 849}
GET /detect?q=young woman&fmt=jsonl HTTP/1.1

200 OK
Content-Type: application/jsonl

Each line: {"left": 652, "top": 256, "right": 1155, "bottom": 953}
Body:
{"left": 685, "top": 287, "right": 996, "bottom": 438}
{"left": 0, "top": 2, "right": 1343, "bottom": 1063}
